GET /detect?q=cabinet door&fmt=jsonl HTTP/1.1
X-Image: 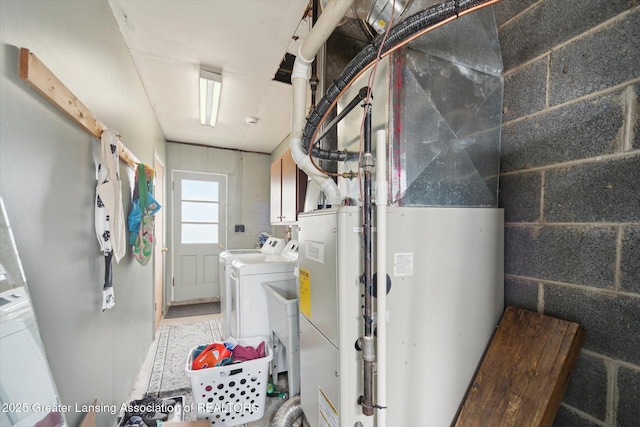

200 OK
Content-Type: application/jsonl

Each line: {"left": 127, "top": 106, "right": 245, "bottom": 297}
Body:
{"left": 270, "top": 158, "right": 282, "bottom": 223}
{"left": 280, "top": 150, "right": 298, "bottom": 222}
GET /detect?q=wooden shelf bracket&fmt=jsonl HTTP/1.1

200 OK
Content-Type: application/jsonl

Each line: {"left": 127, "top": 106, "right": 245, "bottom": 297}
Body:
{"left": 18, "top": 47, "right": 140, "bottom": 169}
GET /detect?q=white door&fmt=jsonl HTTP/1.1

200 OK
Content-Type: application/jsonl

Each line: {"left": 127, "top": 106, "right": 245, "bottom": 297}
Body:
{"left": 172, "top": 171, "right": 227, "bottom": 302}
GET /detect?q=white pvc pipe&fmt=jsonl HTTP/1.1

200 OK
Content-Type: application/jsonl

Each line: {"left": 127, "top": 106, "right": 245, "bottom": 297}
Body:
{"left": 290, "top": 0, "right": 356, "bottom": 206}
{"left": 375, "top": 129, "right": 387, "bottom": 427}
{"left": 299, "top": 0, "right": 355, "bottom": 64}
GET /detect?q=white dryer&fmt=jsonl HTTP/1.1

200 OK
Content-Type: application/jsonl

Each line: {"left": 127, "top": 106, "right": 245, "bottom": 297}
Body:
{"left": 229, "top": 241, "right": 299, "bottom": 340}
{"left": 218, "top": 237, "right": 286, "bottom": 338}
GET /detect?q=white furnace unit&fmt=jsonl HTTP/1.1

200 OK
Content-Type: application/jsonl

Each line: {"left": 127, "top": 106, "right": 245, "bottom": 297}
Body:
{"left": 297, "top": 206, "right": 503, "bottom": 426}
{"left": 294, "top": 2, "right": 505, "bottom": 424}
{"left": 292, "top": 2, "right": 505, "bottom": 425}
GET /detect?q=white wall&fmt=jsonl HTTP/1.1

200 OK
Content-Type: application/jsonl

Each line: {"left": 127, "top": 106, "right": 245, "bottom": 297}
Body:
{"left": 167, "top": 142, "right": 271, "bottom": 257}
{"left": 271, "top": 134, "right": 291, "bottom": 162}
{"left": 0, "top": 1, "right": 166, "bottom": 425}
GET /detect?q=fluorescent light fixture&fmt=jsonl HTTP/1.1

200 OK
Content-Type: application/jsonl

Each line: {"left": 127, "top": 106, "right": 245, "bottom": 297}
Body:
{"left": 199, "top": 69, "right": 222, "bottom": 127}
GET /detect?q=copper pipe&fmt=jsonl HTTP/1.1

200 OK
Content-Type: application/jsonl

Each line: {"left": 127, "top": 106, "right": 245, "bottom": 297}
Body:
{"left": 306, "top": 0, "right": 501, "bottom": 172}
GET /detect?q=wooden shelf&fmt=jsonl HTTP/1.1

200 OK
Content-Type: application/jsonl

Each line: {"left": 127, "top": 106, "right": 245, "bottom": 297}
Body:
{"left": 18, "top": 47, "right": 140, "bottom": 168}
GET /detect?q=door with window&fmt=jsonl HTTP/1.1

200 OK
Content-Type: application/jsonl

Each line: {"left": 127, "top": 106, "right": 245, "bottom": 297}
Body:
{"left": 172, "top": 171, "right": 227, "bottom": 302}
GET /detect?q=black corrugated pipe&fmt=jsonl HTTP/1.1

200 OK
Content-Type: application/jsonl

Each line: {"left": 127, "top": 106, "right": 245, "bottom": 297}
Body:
{"left": 301, "top": 0, "right": 498, "bottom": 161}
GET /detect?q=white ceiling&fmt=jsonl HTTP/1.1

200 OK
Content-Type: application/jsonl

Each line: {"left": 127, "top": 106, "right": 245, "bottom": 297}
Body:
{"left": 108, "top": 0, "right": 311, "bottom": 154}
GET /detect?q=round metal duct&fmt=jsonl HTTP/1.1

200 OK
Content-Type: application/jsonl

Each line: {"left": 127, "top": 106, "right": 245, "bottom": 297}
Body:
{"left": 320, "top": 0, "right": 413, "bottom": 33}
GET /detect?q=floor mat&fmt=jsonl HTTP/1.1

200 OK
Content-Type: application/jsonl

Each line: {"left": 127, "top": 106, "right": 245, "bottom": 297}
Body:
{"left": 147, "top": 318, "right": 222, "bottom": 398}
{"left": 164, "top": 302, "right": 220, "bottom": 319}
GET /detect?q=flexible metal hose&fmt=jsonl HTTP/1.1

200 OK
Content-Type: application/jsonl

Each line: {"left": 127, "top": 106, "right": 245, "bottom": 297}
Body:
{"left": 271, "top": 395, "right": 303, "bottom": 427}
{"left": 301, "top": 0, "right": 499, "bottom": 161}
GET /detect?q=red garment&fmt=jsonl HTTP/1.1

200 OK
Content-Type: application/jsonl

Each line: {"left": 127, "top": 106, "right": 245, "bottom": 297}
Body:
{"left": 231, "top": 341, "right": 265, "bottom": 362}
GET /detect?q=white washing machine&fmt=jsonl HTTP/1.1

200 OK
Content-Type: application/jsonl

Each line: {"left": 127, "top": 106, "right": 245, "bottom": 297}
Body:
{"left": 0, "top": 288, "right": 62, "bottom": 426}
{"left": 229, "top": 241, "right": 299, "bottom": 341}
{"left": 218, "top": 237, "right": 286, "bottom": 338}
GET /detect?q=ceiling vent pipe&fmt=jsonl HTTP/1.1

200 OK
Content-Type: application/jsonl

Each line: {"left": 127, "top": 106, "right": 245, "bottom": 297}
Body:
{"left": 290, "top": 0, "right": 356, "bottom": 206}
{"left": 322, "top": 0, "right": 415, "bottom": 33}
{"left": 358, "top": 0, "right": 414, "bottom": 34}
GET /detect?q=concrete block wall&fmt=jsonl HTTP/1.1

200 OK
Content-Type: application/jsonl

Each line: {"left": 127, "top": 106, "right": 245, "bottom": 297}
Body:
{"left": 496, "top": 1, "right": 639, "bottom": 425}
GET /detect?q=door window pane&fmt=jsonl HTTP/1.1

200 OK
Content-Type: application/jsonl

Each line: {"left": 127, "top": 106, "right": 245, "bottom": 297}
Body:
{"left": 182, "top": 180, "right": 219, "bottom": 201}
{"left": 182, "top": 224, "right": 219, "bottom": 244}
{"left": 182, "top": 201, "right": 219, "bottom": 223}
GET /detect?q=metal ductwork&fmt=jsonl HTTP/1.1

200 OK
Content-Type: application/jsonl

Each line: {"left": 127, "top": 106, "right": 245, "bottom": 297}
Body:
{"left": 322, "top": 0, "right": 414, "bottom": 34}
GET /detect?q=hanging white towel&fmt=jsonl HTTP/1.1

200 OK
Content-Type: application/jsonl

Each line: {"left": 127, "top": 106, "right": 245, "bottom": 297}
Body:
{"left": 95, "top": 129, "right": 127, "bottom": 311}
{"left": 95, "top": 129, "right": 126, "bottom": 263}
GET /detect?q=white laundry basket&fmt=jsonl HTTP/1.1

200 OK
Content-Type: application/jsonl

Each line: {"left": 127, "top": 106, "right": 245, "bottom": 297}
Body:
{"left": 185, "top": 336, "right": 272, "bottom": 426}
